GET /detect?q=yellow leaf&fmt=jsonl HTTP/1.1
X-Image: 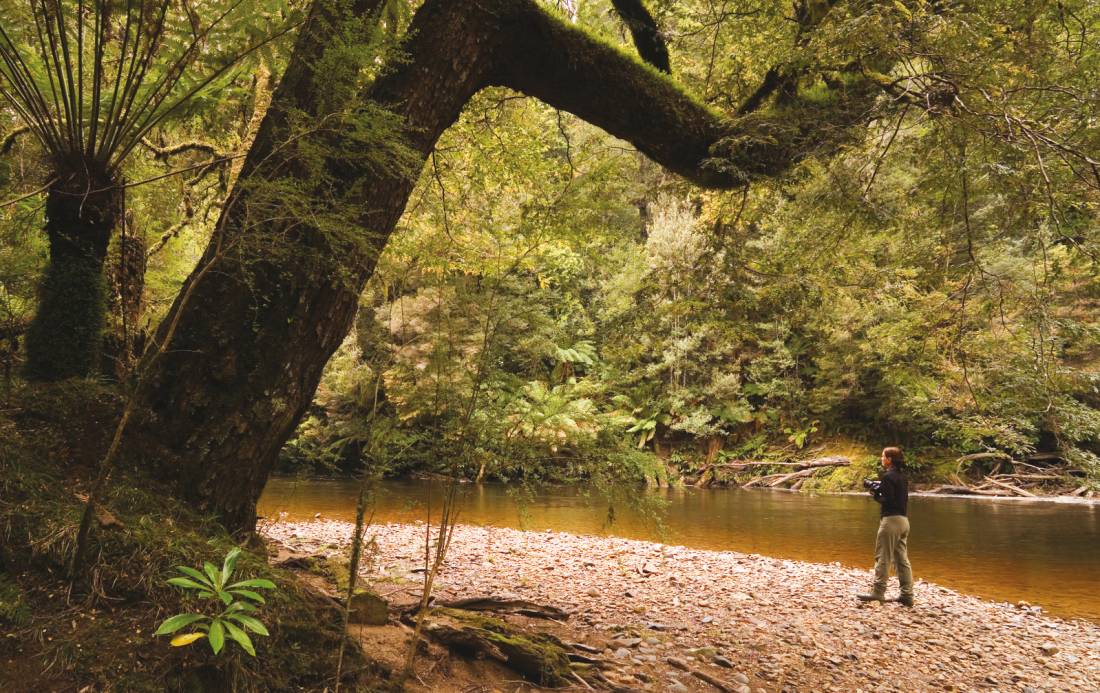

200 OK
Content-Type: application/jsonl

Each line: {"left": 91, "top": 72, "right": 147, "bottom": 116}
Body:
{"left": 171, "top": 633, "right": 206, "bottom": 647}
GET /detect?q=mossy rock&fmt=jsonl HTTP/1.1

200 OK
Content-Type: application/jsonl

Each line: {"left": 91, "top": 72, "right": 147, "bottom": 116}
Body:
{"left": 347, "top": 590, "right": 389, "bottom": 625}
{"left": 422, "top": 607, "right": 572, "bottom": 686}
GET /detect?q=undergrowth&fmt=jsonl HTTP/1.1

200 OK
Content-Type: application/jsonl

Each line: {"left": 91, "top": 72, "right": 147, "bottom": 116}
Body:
{"left": 0, "top": 382, "right": 383, "bottom": 692}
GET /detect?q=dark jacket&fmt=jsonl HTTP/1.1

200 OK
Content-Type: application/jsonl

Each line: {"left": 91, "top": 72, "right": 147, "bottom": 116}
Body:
{"left": 873, "top": 467, "right": 908, "bottom": 517}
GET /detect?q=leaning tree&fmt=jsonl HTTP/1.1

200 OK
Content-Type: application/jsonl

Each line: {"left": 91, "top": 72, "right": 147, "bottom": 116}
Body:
{"left": 119, "top": 0, "right": 897, "bottom": 533}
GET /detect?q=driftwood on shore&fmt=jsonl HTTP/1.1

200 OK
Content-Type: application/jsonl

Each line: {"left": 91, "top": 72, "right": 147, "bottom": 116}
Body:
{"left": 928, "top": 453, "right": 1092, "bottom": 498}
{"left": 696, "top": 456, "right": 851, "bottom": 490}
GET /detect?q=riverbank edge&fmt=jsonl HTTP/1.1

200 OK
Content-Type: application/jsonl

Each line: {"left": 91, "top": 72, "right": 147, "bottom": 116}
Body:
{"left": 267, "top": 471, "right": 1100, "bottom": 505}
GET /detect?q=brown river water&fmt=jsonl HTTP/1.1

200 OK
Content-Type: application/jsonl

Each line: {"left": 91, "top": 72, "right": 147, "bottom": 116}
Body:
{"left": 258, "top": 477, "right": 1100, "bottom": 622}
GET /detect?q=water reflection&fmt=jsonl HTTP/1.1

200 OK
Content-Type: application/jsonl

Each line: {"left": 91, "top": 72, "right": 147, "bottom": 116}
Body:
{"left": 258, "top": 477, "right": 1100, "bottom": 622}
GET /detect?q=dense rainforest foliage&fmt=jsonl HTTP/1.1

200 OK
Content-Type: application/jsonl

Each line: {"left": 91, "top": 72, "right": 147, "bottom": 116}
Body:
{"left": 1, "top": 0, "right": 1098, "bottom": 690}
{"left": 281, "top": 0, "right": 1100, "bottom": 486}
{"left": 1, "top": 0, "right": 1098, "bottom": 500}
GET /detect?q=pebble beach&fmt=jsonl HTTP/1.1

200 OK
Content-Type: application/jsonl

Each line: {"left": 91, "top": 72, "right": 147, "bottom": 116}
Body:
{"left": 264, "top": 520, "right": 1100, "bottom": 692}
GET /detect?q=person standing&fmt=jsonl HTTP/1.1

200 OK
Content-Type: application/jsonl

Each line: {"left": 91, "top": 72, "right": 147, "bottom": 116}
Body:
{"left": 858, "top": 447, "right": 914, "bottom": 606}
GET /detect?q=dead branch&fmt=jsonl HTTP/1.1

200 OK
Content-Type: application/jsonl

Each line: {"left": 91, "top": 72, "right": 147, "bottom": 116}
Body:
{"left": 700, "top": 456, "right": 850, "bottom": 489}
{"left": 666, "top": 656, "right": 735, "bottom": 691}
{"left": 982, "top": 475, "right": 1036, "bottom": 497}
{"left": 438, "top": 596, "right": 570, "bottom": 620}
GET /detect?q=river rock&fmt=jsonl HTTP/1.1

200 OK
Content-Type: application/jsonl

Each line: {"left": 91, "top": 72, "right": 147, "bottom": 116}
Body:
{"left": 262, "top": 521, "right": 1100, "bottom": 693}
{"left": 345, "top": 590, "right": 389, "bottom": 625}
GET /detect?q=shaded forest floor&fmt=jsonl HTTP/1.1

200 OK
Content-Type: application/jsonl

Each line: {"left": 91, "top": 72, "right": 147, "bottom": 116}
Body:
{"left": 0, "top": 384, "right": 385, "bottom": 692}
{"left": 267, "top": 521, "right": 1100, "bottom": 693}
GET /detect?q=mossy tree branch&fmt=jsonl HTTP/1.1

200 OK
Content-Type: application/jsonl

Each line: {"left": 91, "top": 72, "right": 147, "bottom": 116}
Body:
{"left": 736, "top": 0, "right": 842, "bottom": 115}
{"left": 610, "top": 0, "right": 671, "bottom": 73}
{"left": 490, "top": 0, "right": 883, "bottom": 188}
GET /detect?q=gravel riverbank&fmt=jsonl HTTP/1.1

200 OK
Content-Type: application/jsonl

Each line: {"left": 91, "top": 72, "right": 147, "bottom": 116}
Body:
{"left": 263, "top": 521, "right": 1100, "bottom": 692}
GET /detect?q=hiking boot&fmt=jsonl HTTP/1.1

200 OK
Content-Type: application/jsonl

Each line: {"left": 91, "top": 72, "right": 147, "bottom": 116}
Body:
{"left": 857, "top": 593, "right": 885, "bottom": 602}
{"left": 898, "top": 595, "right": 914, "bottom": 607}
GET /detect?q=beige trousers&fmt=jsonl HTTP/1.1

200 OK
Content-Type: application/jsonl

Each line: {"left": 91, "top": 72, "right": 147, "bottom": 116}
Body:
{"left": 872, "top": 515, "right": 913, "bottom": 598}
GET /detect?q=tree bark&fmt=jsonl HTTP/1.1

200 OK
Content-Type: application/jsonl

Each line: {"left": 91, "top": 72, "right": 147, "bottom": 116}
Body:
{"left": 103, "top": 210, "right": 147, "bottom": 379}
{"left": 127, "top": 0, "right": 499, "bottom": 533}
{"left": 610, "top": 0, "right": 671, "bottom": 73}
{"left": 25, "top": 172, "right": 122, "bottom": 381}
{"left": 127, "top": 0, "right": 885, "bottom": 534}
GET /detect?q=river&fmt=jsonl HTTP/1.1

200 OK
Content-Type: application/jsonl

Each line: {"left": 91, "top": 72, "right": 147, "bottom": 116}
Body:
{"left": 258, "top": 477, "right": 1100, "bottom": 622}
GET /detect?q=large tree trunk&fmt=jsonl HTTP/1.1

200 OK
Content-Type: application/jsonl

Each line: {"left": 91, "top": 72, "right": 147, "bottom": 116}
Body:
{"left": 127, "top": 0, "right": 884, "bottom": 534}
{"left": 25, "top": 173, "right": 122, "bottom": 381}
{"left": 127, "top": 0, "right": 500, "bottom": 533}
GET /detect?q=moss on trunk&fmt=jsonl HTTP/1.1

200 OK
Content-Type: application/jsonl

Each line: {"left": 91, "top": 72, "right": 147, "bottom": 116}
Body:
{"left": 25, "top": 174, "right": 121, "bottom": 381}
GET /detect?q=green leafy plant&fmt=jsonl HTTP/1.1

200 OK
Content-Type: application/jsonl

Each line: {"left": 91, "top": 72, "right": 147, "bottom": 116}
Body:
{"left": 154, "top": 548, "right": 275, "bottom": 656}
{"left": 784, "top": 420, "right": 819, "bottom": 449}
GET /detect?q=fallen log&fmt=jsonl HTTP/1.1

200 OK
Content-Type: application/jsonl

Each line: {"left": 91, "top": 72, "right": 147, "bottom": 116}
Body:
{"left": 666, "top": 656, "right": 735, "bottom": 691}
{"left": 699, "top": 456, "right": 851, "bottom": 488}
{"left": 438, "top": 596, "right": 570, "bottom": 620}
{"left": 983, "top": 475, "right": 1036, "bottom": 497}
{"left": 768, "top": 469, "right": 808, "bottom": 487}
{"left": 956, "top": 452, "right": 1012, "bottom": 479}
{"left": 742, "top": 458, "right": 850, "bottom": 489}
{"left": 1026, "top": 452, "right": 1064, "bottom": 462}
{"left": 704, "top": 457, "right": 848, "bottom": 471}
{"left": 414, "top": 607, "right": 575, "bottom": 686}
{"left": 927, "top": 485, "right": 1007, "bottom": 496}
{"left": 957, "top": 452, "right": 1012, "bottom": 463}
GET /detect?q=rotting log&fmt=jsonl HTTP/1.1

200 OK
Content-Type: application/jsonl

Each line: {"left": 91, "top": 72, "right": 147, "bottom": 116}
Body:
{"left": 413, "top": 607, "right": 575, "bottom": 686}
{"left": 438, "top": 596, "right": 570, "bottom": 620}
{"left": 928, "top": 485, "right": 1006, "bottom": 497}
